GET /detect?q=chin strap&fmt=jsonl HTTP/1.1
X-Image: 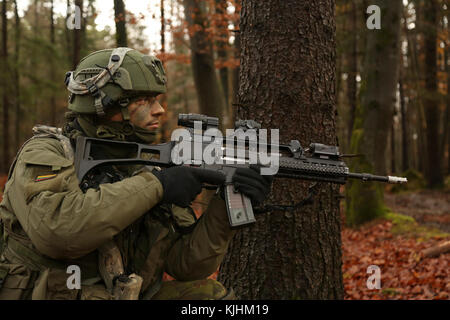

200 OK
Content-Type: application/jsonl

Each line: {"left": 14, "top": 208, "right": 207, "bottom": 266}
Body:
{"left": 65, "top": 47, "right": 133, "bottom": 116}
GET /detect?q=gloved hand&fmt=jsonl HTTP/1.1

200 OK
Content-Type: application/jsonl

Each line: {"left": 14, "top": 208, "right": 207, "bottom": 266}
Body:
{"left": 152, "top": 166, "right": 226, "bottom": 207}
{"left": 231, "top": 165, "right": 273, "bottom": 206}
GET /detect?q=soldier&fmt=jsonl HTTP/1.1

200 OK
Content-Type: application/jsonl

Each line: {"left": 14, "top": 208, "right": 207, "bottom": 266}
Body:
{"left": 0, "top": 48, "right": 272, "bottom": 299}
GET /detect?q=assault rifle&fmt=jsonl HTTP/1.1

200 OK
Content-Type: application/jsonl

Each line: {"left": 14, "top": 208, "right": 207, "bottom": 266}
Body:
{"left": 74, "top": 113, "right": 407, "bottom": 227}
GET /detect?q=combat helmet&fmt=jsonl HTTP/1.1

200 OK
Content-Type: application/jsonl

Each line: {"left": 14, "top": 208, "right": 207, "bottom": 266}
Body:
{"left": 65, "top": 47, "right": 166, "bottom": 119}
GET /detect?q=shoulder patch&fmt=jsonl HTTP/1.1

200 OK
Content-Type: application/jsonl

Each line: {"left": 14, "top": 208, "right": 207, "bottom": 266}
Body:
{"left": 35, "top": 174, "right": 57, "bottom": 182}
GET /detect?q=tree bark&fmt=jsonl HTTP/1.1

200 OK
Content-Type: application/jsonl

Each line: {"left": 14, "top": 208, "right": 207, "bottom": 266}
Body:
{"left": 114, "top": 0, "right": 128, "bottom": 47}
{"left": 422, "top": 0, "right": 443, "bottom": 188}
{"left": 183, "top": 0, "right": 225, "bottom": 121}
{"left": 1, "top": 0, "right": 10, "bottom": 174}
{"left": 346, "top": 0, "right": 402, "bottom": 226}
{"left": 218, "top": 0, "right": 343, "bottom": 299}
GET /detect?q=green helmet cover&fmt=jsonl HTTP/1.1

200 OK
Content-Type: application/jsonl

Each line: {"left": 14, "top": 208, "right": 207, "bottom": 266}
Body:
{"left": 67, "top": 48, "right": 167, "bottom": 114}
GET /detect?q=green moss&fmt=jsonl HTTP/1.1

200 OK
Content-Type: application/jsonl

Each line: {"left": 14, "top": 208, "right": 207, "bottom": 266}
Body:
{"left": 385, "top": 212, "right": 450, "bottom": 239}
{"left": 382, "top": 288, "right": 400, "bottom": 296}
{"left": 385, "top": 211, "right": 415, "bottom": 224}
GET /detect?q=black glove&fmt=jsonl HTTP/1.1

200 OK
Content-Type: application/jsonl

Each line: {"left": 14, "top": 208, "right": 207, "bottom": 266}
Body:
{"left": 231, "top": 165, "right": 273, "bottom": 206}
{"left": 152, "top": 166, "right": 226, "bottom": 208}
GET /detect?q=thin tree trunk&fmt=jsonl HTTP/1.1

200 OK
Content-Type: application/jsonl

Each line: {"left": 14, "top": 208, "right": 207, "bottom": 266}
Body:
{"left": 215, "top": 0, "right": 229, "bottom": 110}
{"left": 399, "top": 73, "right": 409, "bottom": 172}
{"left": 231, "top": 29, "right": 240, "bottom": 122}
{"left": 218, "top": 0, "right": 343, "bottom": 299}
{"left": 347, "top": 0, "right": 358, "bottom": 146}
{"left": 422, "top": 0, "right": 442, "bottom": 188}
{"left": 231, "top": 1, "right": 241, "bottom": 122}
{"left": 159, "top": 0, "right": 169, "bottom": 142}
{"left": 66, "top": 0, "right": 72, "bottom": 65}
{"left": 404, "top": 7, "right": 426, "bottom": 174}
{"left": 391, "top": 115, "right": 396, "bottom": 174}
{"left": 13, "top": 0, "right": 21, "bottom": 151}
{"left": 32, "top": 0, "right": 38, "bottom": 124}
{"left": 50, "top": 0, "right": 57, "bottom": 126}
{"left": 443, "top": 18, "right": 449, "bottom": 174}
{"left": 346, "top": 0, "right": 402, "bottom": 226}
{"left": 183, "top": 0, "right": 225, "bottom": 121}
{"left": 447, "top": 46, "right": 450, "bottom": 175}
{"left": 114, "top": 0, "right": 128, "bottom": 47}
{"left": 1, "top": 0, "right": 10, "bottom": 173}
{"left": 73, "top": 0, "right": 83, "bottom": 69}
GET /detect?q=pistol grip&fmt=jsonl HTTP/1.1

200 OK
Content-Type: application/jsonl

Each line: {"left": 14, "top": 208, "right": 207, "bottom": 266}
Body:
{"left": 224, "top": 184, "right": 256, "bottom": 227}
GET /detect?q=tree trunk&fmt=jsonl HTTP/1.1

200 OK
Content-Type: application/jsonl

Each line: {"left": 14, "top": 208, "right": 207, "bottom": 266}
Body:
{"left": 114, "top": 0, "right": 128, "bottom": 47}
{"left": 405, "top": 9, "right": 426, "bottom": 174}
{"left": 183, "top": 0, "right": 225, "bottom": 121}
{"left": 66, "top": 0, "right": 72, "bottom": 65}
{"left": 13, "top": 0, "right": 21, "bottom": 151}
{"left": 1, "top": 0, "right": 10, "bottom": 173}
{"left": 399, "top": 74, "right": 409, "bottom": 172}
{"left": 158, "top": 0, "right": 170, "bottom": 142}
{"left": 231, "top": 29, "right": 240, "bottom": 122}
{"left": 73, "top": 0, "right": 83, "bottom": 69}
{"left": 347, "top": 0, "right": 358, "bottom": 146}
{"left": 445, "top": 36, "right": 450, "bottom": 174}
{"left": 50, "top": 0, "right": 57, "bottom": 126}
{"left": 443, "top": 16, "right": 449, "bottom": 175}
{"left": 218, "top": 0, "right": 343, "bottom": 299}
{"left": 391, "top": 119, "right": 396, "bottom": 174}
{"left": 215, "top": 0, "right": 230, "bottom": 110}
{"left": 422, "top": 0, "right": 442, "bottom": 188}
{"left": 346, "top": 0, "right": 402, "bottom": 226}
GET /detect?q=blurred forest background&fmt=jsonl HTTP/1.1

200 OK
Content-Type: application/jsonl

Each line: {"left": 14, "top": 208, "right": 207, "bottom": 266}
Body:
{"left": 0, "top": 0, "right": 449, "bottom": 299}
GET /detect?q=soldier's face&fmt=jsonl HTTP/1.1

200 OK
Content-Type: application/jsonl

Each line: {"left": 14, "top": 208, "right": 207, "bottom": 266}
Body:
{"left": 127, "top": 96, "right": 165, "bottom": 131}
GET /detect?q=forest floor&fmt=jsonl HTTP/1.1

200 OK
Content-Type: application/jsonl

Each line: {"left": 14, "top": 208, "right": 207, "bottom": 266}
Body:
{"left": 342, "top": 189, "right": 450, "bottom": 300}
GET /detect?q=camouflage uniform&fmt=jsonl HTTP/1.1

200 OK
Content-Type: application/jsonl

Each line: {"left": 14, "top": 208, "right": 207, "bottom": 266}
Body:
{"left": 0, "top": 48, "right": 236, "bottom": 300}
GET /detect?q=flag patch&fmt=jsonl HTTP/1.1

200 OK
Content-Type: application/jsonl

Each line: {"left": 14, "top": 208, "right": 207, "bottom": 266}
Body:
{"left": 35, "top": 174, "right": 57, "bottom": 182}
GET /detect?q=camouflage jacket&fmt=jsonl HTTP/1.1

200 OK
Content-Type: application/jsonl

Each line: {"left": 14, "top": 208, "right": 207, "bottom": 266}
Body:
{"left": 0, "top": 126, "right": 235, "bottom": 299}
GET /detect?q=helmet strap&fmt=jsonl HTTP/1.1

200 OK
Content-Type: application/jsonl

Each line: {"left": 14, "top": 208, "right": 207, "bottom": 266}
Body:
{"left": 120, "top": 107, "right": 130, "bottom": 121}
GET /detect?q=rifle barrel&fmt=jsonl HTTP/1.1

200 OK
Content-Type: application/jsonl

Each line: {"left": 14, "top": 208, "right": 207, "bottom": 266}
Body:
{"left": 347, "top": 172, "right": 407, "bottom": 184}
